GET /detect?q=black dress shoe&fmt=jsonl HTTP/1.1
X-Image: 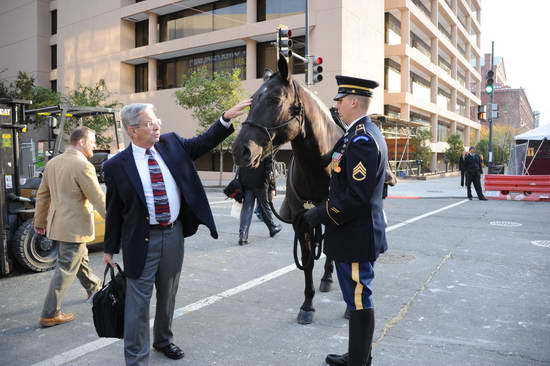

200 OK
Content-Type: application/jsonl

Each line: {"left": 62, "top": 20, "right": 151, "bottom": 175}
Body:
{"left": 238, "top": 239, "right": 248, "bottom": 246}
{"left": 479, "top": 197, "right": 488, "bottom": 201}
{"left": 325, "top": 352, "right": 348, "bottom": 366}
{"left": 468, "top": 197, "right": 473, "bottom": 200}
{"left": 270, "top": 225, "right": 282, "bottom": 237}
{"left": 153, "top": 343, "right": 184, "bottom": 360}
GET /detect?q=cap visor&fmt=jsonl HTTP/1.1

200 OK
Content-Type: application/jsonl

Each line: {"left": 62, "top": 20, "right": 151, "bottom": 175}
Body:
{"left": 333, "top": 93, "right": 347, "bottom": 101}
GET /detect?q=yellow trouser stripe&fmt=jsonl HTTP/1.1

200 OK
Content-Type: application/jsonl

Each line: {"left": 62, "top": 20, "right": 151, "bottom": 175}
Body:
{"left": 352, "top": 262, "right": 363, "bottom": 310}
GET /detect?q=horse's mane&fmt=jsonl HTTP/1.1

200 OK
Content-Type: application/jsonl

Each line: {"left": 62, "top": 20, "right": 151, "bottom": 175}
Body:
{"left": 293, "top": 80, "right": 343, "bottom": 155}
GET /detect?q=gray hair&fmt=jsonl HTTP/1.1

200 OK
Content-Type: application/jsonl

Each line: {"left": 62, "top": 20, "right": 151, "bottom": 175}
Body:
{"left": 121, "top": 103, "right": 154, "bottom": 132}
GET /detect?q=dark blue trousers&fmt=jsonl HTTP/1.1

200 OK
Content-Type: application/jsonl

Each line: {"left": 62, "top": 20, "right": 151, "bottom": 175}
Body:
{"left": 335, "top": 261, "right": 375, "bottom": 310}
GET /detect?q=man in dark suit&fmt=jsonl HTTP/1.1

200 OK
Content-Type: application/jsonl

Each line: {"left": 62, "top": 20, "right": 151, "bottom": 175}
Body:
{"left": 102, "top": 100, "right": 250, "bottom": 366}
{"left": 301, "top": 76, "right": 389, "bottom": 366}
{"left": 464, "top": 146, "right": 487, "bottom": 200}
{"left": 237, "top": 156, "right": 281, "bottom": 245}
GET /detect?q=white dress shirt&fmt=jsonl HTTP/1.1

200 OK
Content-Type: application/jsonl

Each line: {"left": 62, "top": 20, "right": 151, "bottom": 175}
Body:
{"left": 132, "top": 143, "right": 181, "bottom": 225}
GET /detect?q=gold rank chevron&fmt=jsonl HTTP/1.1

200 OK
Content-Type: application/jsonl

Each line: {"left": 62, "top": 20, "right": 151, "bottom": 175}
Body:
{"left": 352, "top": 162, "right": 367, "bottom": 181}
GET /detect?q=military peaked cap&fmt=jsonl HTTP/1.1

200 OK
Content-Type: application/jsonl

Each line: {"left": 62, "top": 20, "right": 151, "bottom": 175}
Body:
{"left": 334, "top": 75, "right": 379, "bottom": 100}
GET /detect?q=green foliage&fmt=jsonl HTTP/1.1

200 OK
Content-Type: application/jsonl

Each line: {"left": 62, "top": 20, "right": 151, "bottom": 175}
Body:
{"left": 62, "top": 79, "right": 120, "bottom": 149}
{"left": 0, "top": 71, "right": 117, "bottom": 150}
{"left": 410, "top": 128, "right": 432, "bottom": 172}
{"left": 174, "top": 67, "right": 246, "bottom": 152}
{"left": 477, "top": 124, "right": 518, "bottom": 165}
{"left": 444, "top": 133, "right": 464, "bottom": 169}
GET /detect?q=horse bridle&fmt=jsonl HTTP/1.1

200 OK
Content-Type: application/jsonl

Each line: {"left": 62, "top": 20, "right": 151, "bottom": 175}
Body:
{"left": 241, "top": 81, "right": 305, "bottom": 150}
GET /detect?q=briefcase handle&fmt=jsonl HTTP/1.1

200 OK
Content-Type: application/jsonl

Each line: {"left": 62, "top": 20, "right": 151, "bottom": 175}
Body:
{"left": 102, "top": 263, "right": 125, "bottom": 288}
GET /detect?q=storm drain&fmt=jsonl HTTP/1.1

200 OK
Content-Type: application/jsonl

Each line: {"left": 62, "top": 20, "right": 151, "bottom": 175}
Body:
{"left": 531, "top": 240, "right": 550, "bottom": 248}
{"left": 378, "top": 251, "right": 416, "bottom": 264}
{"left": 489, "top": 221, "right": 522, "bottom": 227}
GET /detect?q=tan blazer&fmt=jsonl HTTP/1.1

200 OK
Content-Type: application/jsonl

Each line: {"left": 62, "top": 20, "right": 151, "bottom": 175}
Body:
{"left": 34, "top": 149, "right": 106, "bottom": 243}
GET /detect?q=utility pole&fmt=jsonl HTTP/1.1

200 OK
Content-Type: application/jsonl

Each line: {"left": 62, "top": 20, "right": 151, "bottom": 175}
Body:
{"left": 305, "top": 0, "right": 311, "bottom": 85}
{"left": 487, "top": 41, "right": 495, "bottom": 171}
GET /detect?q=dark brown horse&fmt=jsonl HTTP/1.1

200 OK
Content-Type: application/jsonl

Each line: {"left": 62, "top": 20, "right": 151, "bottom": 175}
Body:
{"left": 232, "top": 56, "right": 344, "bottom": 324}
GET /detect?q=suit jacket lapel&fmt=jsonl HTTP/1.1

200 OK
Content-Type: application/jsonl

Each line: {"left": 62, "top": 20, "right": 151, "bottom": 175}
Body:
{"left": 121, "top": 145, "right": 147, "bottom": 207}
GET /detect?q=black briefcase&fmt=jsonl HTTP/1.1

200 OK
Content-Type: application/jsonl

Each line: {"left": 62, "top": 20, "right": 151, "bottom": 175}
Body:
{"left": 92, "top": 264, "right": 126, "bottom": 338}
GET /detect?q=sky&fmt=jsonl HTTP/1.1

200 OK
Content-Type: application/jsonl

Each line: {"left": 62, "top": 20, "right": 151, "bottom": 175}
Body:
{"left": 481, "top": 0, "right": 550, "bottom": 126}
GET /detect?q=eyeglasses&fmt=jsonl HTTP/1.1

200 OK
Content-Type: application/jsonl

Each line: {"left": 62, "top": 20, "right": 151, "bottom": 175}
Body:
{"left": 139, "top": 119, "right": 162, "bottom": 129}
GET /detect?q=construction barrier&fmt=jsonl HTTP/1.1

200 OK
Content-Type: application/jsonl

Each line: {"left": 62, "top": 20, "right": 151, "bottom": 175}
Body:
{"left": 484, "top": 174, "right": 550, "bottom": 201}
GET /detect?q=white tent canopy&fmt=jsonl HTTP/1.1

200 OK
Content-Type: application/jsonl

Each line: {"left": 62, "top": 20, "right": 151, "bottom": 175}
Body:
{"left": 515, "top": 123, "right": 550, "bottom": 140}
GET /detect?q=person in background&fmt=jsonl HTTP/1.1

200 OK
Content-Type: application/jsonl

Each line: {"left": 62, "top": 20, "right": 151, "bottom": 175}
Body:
{"left": 35, "top": 126, "right": 105, "bottom": 328}
{"left": 464, "top": 146, "right": 488, "bottom": 200}
{"left": 459, "top": 150, "right": 467, "bottom": 187}
{"left": 237, "top": 155, "right": 282, "bottom": 245}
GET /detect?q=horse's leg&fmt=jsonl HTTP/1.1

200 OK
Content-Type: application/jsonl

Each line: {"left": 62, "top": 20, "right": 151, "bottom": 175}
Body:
{"left": 297, "top": 237, "right": 316, "bottom": 325}
{"left": 319, "top": 257, "right": 334, "bottom": 292}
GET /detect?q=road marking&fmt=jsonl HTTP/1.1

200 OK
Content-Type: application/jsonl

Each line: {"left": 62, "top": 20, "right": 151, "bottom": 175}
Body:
{"left": 32, "top": 199, "right": 468, "bottom": 366}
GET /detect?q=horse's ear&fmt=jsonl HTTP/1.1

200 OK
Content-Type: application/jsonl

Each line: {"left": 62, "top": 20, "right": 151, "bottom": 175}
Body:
{"left": 262, "top": 68, "right": 273, "bottom": 82}
{"left": 277, "top": 54, "right": 291, "bottom": 82}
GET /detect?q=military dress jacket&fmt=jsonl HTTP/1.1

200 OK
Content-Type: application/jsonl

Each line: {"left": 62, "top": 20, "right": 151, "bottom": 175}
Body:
{"left": 314, "top": 116, "right": 389, "bottom": 263}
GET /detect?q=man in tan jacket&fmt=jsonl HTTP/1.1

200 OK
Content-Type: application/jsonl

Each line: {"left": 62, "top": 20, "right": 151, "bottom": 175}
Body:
{"left": 34, "top": 126, "right": 106, "bottom": 327}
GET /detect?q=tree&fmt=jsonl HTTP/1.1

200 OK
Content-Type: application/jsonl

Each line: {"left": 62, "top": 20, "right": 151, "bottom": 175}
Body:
{"left": 410, "top": 128, "right": 432, "bottom": 173}
{"left": 62, "top": 79, "right": 119, "bottom": 149}
{"left": 477, "top": 124, "right": 518, "bottom": 165}
{"left": 444, "top": 133, "right": 464, "bottom": 170}
{"left": 175, "top": 68, "right": 246, "bottom": 185}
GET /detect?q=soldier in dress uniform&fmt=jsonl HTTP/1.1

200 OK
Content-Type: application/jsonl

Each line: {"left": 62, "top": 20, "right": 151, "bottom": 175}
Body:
{"left": 301, "top": 75, "right": 388, "bottom": 366}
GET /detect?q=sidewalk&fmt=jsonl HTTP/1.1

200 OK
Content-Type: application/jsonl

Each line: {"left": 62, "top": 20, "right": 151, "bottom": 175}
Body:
{"left": 202, "top": 175, "right": 472, "bottom": 199}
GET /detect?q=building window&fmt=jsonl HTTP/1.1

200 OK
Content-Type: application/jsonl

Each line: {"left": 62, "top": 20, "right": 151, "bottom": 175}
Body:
{"left": 438, "top": 56, "right": 451, "bottom": 76}
{"left": 384, "top": 13, "right": 401, "bottom": 45}
{"left": 51, "top": 45, "right": 57, "bottom": 70}
{"left": 50, "top": 80, "right": 57, "bottom": 92}
{"left": 135, "top": 63, "right": 148, "bottom": 93}
{"left": 410, "top": 112, "right": 429, "bottom": 124}
{"left": 410, "top": 32, "right": 431, "bottom": 58}
{"left": 135, "top": 20, "right": 149, "bottom": 47}
{"left": 437, "top": 89, "right": 451, "bottom": 111}
{"left": 437, "top": 122, "right": 450, "bottom": 142}
{"left": 411, "top": 72, "right": 431, "bottom": 101}
{"left": 384, "top": 105, "right": 401, "bottom": 119}
{"left": 51, "top": 9, "right": 57, "bottom": 35}
{"left": 159, "top": 1, "right": 245, "bottom": 43}
{"left": 257, "top": 0, "right": 306, "bottom": 22}
{"left": 384, "top": 58, "right": 401, "bottom": 92}
{"left": 157, "top": 46, "right": 246, "bottom": 90}
{"left": 256, "top": 36, "right": 305, "bottom": 78}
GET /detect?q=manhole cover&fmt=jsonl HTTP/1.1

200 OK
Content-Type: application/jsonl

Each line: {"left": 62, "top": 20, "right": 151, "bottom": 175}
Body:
{"left": 490, "top": 221, "right": 522, "bottom": 227}
{"left": 378, "top": 251, "right": 416, "bottom": 264}
{"left": 531, "top": 240, "right": 550, "bottom": 248}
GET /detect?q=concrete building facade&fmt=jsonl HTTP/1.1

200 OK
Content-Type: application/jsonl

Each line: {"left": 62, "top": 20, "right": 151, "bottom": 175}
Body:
{"left": 0, "top": 0, "right": 482, "bottom": 175}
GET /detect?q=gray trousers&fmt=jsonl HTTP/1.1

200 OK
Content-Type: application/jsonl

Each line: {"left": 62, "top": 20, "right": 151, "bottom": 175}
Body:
{"left": 124, "top": 221, "right": 185, "bottom": 366}
{"left": 41, "top": 241, "right": 101, "bottom": 318}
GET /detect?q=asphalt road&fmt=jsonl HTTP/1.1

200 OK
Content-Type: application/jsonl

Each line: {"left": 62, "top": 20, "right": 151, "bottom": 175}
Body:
{"left": 1, "top": 192, "right": 549, "bottom": 366}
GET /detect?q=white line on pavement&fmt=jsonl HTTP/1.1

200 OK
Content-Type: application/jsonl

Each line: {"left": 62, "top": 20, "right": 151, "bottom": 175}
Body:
{"left": 31, "top": 199, "right": 468, "bottom": 366}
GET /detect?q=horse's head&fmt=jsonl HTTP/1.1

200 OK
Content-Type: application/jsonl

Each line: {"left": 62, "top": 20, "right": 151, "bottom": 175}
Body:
{"left": 232, "top": 56, "right": 304, "bottom": 168}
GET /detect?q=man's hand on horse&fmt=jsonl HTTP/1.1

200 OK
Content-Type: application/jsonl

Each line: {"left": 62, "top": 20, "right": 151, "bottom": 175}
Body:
{"left": 223, "top": 99, "right": 252, "bottom": 120}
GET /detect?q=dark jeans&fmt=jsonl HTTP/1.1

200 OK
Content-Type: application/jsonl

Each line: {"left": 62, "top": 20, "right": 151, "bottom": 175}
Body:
{"left": 239, "top": 188, "right": 278, "bottom": 241}
{"left": 466, "top": 172, "right": 485, "bottom": 199}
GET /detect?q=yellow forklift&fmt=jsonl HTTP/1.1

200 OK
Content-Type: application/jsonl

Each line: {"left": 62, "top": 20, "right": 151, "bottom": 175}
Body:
{"left": 0, "top": 99, "right": 121, "bottom": 276}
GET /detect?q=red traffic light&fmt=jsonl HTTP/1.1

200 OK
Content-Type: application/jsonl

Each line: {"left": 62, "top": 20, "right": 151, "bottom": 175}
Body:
{"left": 315, "top": 56, "right": 323, "bottom": 65}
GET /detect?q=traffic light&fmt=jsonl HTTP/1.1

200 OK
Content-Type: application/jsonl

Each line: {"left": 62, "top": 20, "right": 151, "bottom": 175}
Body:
{"left": 477, "top": 104, "right": 487, "bottom": 120}
{"left": 485, "top": 70, "right": 494, "bottom": 94}
{"left": 277, "top": 26, "right": 293, "bottom": 60}
{"left": 311, "top": 56, "right": 323, "bottom": 84}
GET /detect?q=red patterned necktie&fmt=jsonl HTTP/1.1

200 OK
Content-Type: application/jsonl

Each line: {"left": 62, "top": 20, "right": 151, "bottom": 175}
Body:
{"left": 145, "top": 149, "right": 171, "bottom": 225}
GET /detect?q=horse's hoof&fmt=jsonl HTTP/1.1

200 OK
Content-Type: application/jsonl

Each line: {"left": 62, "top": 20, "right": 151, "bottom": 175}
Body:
{"left": 297, "top": 309, "right": 315, "bottom": 325}
{"left": 319, "top": 280, "right": 332, "bottom": 292}
{"left": 344, "top": 306, "right": 350, "bottom": 319}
